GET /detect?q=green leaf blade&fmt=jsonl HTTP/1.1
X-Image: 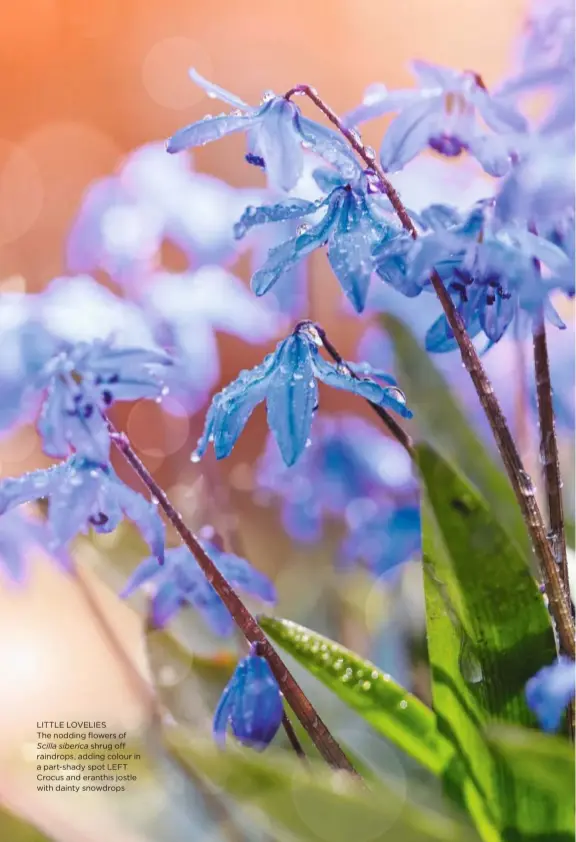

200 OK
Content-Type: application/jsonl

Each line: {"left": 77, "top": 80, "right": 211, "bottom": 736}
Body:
{"left": 259, "top": 616, "right": 453, "bottom": 776}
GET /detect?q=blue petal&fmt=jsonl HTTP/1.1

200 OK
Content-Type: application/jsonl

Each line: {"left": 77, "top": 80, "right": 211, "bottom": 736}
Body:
{"left": 115, "top": 481, "right": 165, "bottom": 564}
{"left": 167, "top": 113, "right": 256, "bottom": 153}
{"left": 312, "top": 167, "right": 348, "bottom": 193}
{"left": 469, "top": 88, "right": 528, "bottom": 133}
{"left": 466, "top": 134, "right": 512, "bottom": 177}
{"left": 120, "top": 555, "right": 163, "bottom": 598}
{"left": 299, "top": 118, "right": 360, "bottom": 176}
{"left": 410, "top": 60, "right": 458, "bottom": 88}
{"left": 188, "top": 68, "right": 249, "bottom": 109}
{"left": 526, "top": 657, "right": 575, "bottom": 732}
{"left": 185, "top": 579, "right": 234, "bottom": 637}
{"left": 479, "top": 295, "right": 516, "bottom": 343}
{"left": 151, "top": 582, "right": 183, "bottom": 628}
{"left": 234, "top": 198, "right": 317, "bottom": 240}
{"left": 229, "top": 654, "right": 283, "bottom": 750}
{"left": 255, "top": 99, "right": 305, "bottom": 192}
{"left": 48, "top": 465, "right": 102, "bottom": 546}
{"left": 204, "top": 541, "right": 276, "bottom": 603}
{"left": 213, "top": 667, "right": 240, "bottom": 745}
{"left": 380, "top": 99, "right": 440, "bottom": 172}
{"left": 251, "top": 191, "right": 344, "bottom": 296}
{"left": 266, "top": 335, "right": 318, "bottom": 467}
{"left": 344, "top": 84, "right": 420, "bottom": 126}
{"left": 328, "top": 194, "right": 378, "bottom": 312}
{"left": 0, "top": 463, "right": 67, "bottom": 514}
{"left": 313, "top": 354, "right": 411, "bottom": 416}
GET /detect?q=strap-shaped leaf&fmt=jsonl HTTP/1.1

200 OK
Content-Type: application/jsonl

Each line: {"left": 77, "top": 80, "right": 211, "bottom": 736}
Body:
{"left": 167, "top": 728, "right": 482, "bottom": 842}
{"left": 259, "top": 616, "right": 453, "bottom": 775}
{"left": 419, "top": 444, "right": 560, "bottom": 841}
{"left": 380, "top": 314, "right": 531, "bottom": 561}
{"left": 0, "top": 805, "right": 55, "bottom": 842}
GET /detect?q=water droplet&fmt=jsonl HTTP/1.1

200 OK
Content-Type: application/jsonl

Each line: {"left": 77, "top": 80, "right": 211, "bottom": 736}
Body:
{"left": 348, "top": 128, "right": 362, "bottom": 144}
{"left": 399, "top": 700, "right": 408, "bottom": 710}
{"left": 190, "top": 451, "right": 201, "bottom": 463}
{"left": 261, "top": 90, "right": 275, "bottom": 104}
{"left": 361, "top": 680, "right": 371, "bottom": 691}
{"left": 296, "top": 223, "right": 310, "bottom": 235}
{"left": 365, "top": 145, "right": 376, "bottom": 160}
{"left": 459, "top": 637, "right": 483, "bottom": 684}
{"left": 370, "top": 670, "right": 379, "bottom": 680}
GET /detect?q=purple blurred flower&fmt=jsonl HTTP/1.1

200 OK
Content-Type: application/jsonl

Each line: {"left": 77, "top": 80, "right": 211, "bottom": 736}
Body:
{"left": 340, "top": 505, "right": 421, "bottom": 575}
{"left": 256, "top": 413, "right": 415, "bottom": 543}
{"left": 121, "top": 541, "right": 275, "bottom": 635}
{"left": 0, "top": 510, "right": 70, "bottom": 584}
{"left": 344, "top": 60, "right": 527, "bottom": 175}
{"left": 526, "top": 656, "right": 575, "bottom": 731}
{"left": 0, "top": 457, "right": 164, "bottom": 562}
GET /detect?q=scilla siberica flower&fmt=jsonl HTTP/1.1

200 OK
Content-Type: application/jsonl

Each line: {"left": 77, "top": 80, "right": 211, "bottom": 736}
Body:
{"left": 0, "top": 457, "right": 165, "bottom": 562}
{"left": 36, "top": 340, "right": 172, "bottom": 462}
{"left": 166, "top": 69, "right": 355, "bottom": 192}
{"left": 234, "top": 168, "right": 399, "bottom": 313}
{"left": 192, "top": 323, "right": 411, "bottom": 468}
{"left": 344, "top": 60, "right": 527, "bottom": 175}
{"left": 121, "top": 542, "right": 275, "bottom": 634}
{"left": 397, "top": 200, "right": 571, "bottom": 350}
{"left": 0, "top": 510, "right": 70, "bottom": 584}
{"left": 525, "top": 656, "right": 575, "bottom": 732}
{"left": 213, "top": 643, "right": 283, "bottom": 750}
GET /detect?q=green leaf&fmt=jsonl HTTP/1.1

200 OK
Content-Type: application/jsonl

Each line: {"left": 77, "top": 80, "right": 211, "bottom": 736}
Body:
{"left": 166, "top": 728, "right": 481, "bottom": 842}
{"left": 380, "top": 314, "right": 531, "bottom": 561}
{"left": 259, "top": 616, "right": 453, "bottom": 776}
{"left": 419, "top": 443, "right": 559, "bottom": 841}
{"left": 0, "top": 805, "right": 55, "bottom": 842}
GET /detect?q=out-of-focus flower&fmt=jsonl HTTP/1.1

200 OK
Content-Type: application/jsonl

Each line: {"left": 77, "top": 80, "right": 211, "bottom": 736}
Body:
{"left": 235, "top": 169, "right": 398, "bottom": 312}
{"left": 257, "top": 413, "right": 414, "bottom": 542}
{"left": 121, "top": 542, "right": 275, "bottom": 634}
{"left": 526, "top": 656, "right": 575, "bottom": 731}
{"left": 0, "top": 457, "right": 165, "bottom": 562}
{"left": 193, "top": 323, "right": 411, "bottom": 467}
{"left": 213, "top": 644, "right": 283, "bottom": 750}
{"left": 340, "top": 505, "right": 421, "bottom": 575}
{"left": 142, "top": 267, "right": 278, "bottom": 414}
{"left": 167, "top": 69, "right": 355, "bottom": 192}
{"left": 67, "top": 143, "right": 249, "bottom": 287}
{"left": 36, "top": 341, "right": 171, "bottom": 462}
{"left": 344, "top": 61, "right": 527, "bottom": 175}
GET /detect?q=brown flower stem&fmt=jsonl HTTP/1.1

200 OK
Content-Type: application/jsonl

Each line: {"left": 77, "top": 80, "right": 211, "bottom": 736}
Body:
{"left": 281, "top": 712, "right": 308, "bottom": 761}
{"left": 310, "top": 322, "right": 415, "bottom": 457}
{"left": 285, "top": 85, "right": 575, "bottom": 658}
{"left": 108, "top": 422, "right": 359, "bottom": 775}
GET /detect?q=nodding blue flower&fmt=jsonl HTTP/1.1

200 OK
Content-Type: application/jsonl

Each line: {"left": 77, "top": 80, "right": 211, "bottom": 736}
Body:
{"left": 192, "top": 323, "right": 412, "bottom": 468}
{"left": 0, "top": 457, "right": 165, "bottom": 562}
{"left": 256, "top": 413, "right": 415, "bottom": 543}
{"left": 526, "top": 656, "right": 575, "bottom": 732}
{"left": 340, "top": 505, "right": 421, "bottom": 576}
{"left": 234, "top": 169, "right": 398, "bottom": 312}
{"left": 0, "top": 510, "right": 70, "bottom": 584}
{"left": 396, "top": 201, "right": 571, "bottom": 350}
{"left": 344, "top": 60, "right": 527, "bottom": 175}
{"left": 121, "top": 542, "right": 275, "bottom": 634}
{"left": 166, "top": 70, "right": 355, "bottom": 192}
{"left": 36, "top": 341, "right": 172, "bottom": 462}
{"left": 213, "top": 644, "right": 283, "bottom": 750}
{"left": 141, "top": 267, "right": 279, "bottom": 414}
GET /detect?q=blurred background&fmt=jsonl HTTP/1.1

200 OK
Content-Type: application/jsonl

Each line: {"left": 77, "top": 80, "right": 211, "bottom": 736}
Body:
{"left": 0, "top": 1, "right": 566, "bottom": 840}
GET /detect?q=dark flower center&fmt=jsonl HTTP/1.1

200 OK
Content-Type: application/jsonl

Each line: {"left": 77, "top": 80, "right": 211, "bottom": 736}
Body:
{"left": 428, "top": 134, "right": 468, "bottom": 157}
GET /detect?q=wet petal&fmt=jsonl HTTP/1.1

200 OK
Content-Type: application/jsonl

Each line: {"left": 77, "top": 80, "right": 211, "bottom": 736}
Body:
{"left": 167, "top": 113, "right": 255, "bottom": 153}
{"left": 256, "top": 99, "right": 305, "bottom": 191}
{"left": 188, "top": 68, "right": 249, "bottom": 109}
{"left": 380, "top": 99, "right": 440, "bottom": 171}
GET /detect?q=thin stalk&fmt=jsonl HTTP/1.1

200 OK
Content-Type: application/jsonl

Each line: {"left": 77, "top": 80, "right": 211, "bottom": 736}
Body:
{"left": 532, "top": 319, "right": 570, "bottom": 596}
{"left": 285, "top": 85, "right": 575, "bottom": 658}
{"left": 281, "top": 712, "right": 308, "bottom": 761}
{"left": 108, "top": 422, "right": 358, "bottom": 775}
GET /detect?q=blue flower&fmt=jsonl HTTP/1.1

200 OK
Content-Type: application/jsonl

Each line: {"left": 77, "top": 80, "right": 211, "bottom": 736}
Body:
{"left": 234, "top": 170, "right": 397, "bottom": 312}
{"left": 213, "top": 644, "right": 283, "bottom": 750}
{"left": 142, "top": 267, "right": 278, "bottom": 414}
{"left": 344, "top": 61, "right": 527, "bottom": 175}
{"left": 340, "top": 506, "right": 421, "bottom": 575}
{"left": 166, "top": 69, "right": 355, "bottom": 192}
{"left": 526, "top": 656, "right": 575, "bottom": 732}
{"left": 193, "top": 323, "right": 412, "bottom": 468}
{"left": 256, "top": 413, "right": 415, "bottom": 542}
{"left": 0, "top": 457, "right": 165, "bottom": 562}
{"left": 397, "top": 201, "right": 571, "bottom": 349}
{"left": 121, "top": 542, "right": 275, "bottom": 634}
{"left": 36, "top": 341, "right": 172, "bottom": 462}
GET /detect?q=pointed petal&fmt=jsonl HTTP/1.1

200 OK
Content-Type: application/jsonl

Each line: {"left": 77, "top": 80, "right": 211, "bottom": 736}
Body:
{"left": 410, "top": 60, "right": 458, "bottom": 89}
{"left": 479, "top": 295, "right": 516, "bottom": 343}
{"left": 328, "top": 194, "right": 378, "bottom": 312}
{"left": 255, "top": 99, "right": 304, "bottom": 192}
{"left": 230, "top": 655, "right": 283, "bottom": 749}
{"left": 266, "top": 335, "right": 318, "bottom": 466}
{"left": 298, "top": 118, "right": 360, "bottom": 176}
{"left": 187, "top": 580, "right": 234, "bottom": 636}
{"left": 151, "top": 582, "right": 183, "bottom": 628}
{"left": 0, "top": 463, "right": 67, "bottom": 514}
{"left": 470, "top": 88, "right": 528, "bottom": 133}
{"left": 466, "top": 133, "right": 513, "bottom": 177}
{"left": 344, "top": 84, "right": 419, "bottom": 125}
{"left": 380, "top": 99, "right": 440, "bottom": 172}
{"left": 167, "top": 113, "right": 255, "bottom": 153}
{"left": 120, "top": 556, "right": 163, "bottom": 597}
{"left": 204, "top": 541, "right": 276, "bottom": 603}
{"left": 234, "top": 198, "right": 316, "bottom": 241}
{"left": 115, "top": 481, "right": 165, "bottom": 563}
{"left": 213, "top": 662, "right": 245, "bottom": 745}
{"left": 513, "top": 230, "right": 570, "bottom": 273}
{"left": 48, "top": 466, "right": 102, "bottom": 546}
{"left": 188, "top": 68, "right": 249, "bottom": 109}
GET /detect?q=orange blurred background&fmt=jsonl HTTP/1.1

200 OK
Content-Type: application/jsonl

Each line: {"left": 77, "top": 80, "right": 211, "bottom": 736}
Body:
{"left": 0, "top": 2, "right": 529, "bottom": 838}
